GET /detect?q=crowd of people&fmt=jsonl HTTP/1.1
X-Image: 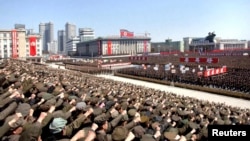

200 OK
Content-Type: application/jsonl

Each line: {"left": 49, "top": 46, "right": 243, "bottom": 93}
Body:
{"left": 117, "top": 54, "right": 250, "bottom": 94}
{"left": 0, "top": 59, "right": 249, "bottom": 141}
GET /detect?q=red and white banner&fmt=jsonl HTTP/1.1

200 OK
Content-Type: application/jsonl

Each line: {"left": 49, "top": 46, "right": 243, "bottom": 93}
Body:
{"left": 107, "top": 41, "right": 112, "bottom": 55}
{"left": 129, "top": 56, "right": 148, "bottom": 61}
{"left": 180, "top": 57, "right": 219, "bottom": 63}
{"left": 120, "top": 29, "right": 134, "bottom": 38}
{"left": 204, "top": 66, "right": 227, "bottom": 77}
{"left": 29, "top": 36, "right": 36, "bottom": 56}
{"left": 11, "top": 30, "right": 18, "bottom": 58}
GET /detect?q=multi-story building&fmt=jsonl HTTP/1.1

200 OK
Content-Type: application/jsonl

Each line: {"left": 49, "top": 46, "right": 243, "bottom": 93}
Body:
{"left": 76, "top": 36, "right": 151, "bottom": 57}
{"left": 65, "top": 22, "right": 76, "bottom": 42}
{"left": 189, "top": 38, "right": 248, "bottom": 53}
{"left": 57, "top": 30, "right": 66, "bottom": 54}
{"left": 79, "top": 28, "right": 95, "bottom": 42}
{"left": 39, "top": 22, "right": 54, "bottom": 52}
{"left": 0, "top": 29, "right": 26, "bottom": 59}
{"left": 151, "top": 39, "right": 184, "bottom": 53}
{"left": 48, "top": 40, "right": 58, "bottom": 54}
{"left": 0, "top": 29, "right": 42, "bottom": 61}
{"left": 66, "top": 37, "right": 80, "bottom": 56}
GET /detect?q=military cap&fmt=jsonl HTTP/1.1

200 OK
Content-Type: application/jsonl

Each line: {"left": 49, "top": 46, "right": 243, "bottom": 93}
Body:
{"left": 93, "top": 107, "right": 103, "bottom": 117}
{"left": 140, "top": 134, "right": 156, "bottom": 141}
{"left": 8, "top": 75, "right": 18, "bottom": 83}
{"left": 14, "top": 81, "right": 22, "bottom": 88}
{"left": 105, "top": 101, "right": 116, "bottom": 110}
{"left": 128, "top": 109, "right": 137, "bottom": 117}
{"left": 171, "top": 115, "right": 181, "bottom": 122}
{"left": 112, "top": 126, "right": 129, "bottom": 141}
{"left": 120, "top": 102, "right": 128, "bottom": 110}
{"left": 42, "top": 93, "right": 54, "bottom": 100}
{"left": 76, "top": 102, "right": 87, "bottom": 111}
{"left": 152, "top": 115, "right": 163, "bottom": 122}
{"left": 68, "top": 95, "right": 79, "bottom": 101}
{"left": 177, "top": 110, "right": 189, "bottom": 116}
{"left": 188, "top": 121, "right": 199, "bottom": 129}
{"left": 16, "top": 103, "right": 31, "bottom": 117}
{"left": 220, "top": 110, "right": 228, "bottom": 117}
{"left": 35, "top": 83, "right": 48, "bottom": 92}
{"left": 19, "top": 123, "right": 43, "bottom": 141}
{"left": 140, "top": 116, "right": 150, "bottom": 123}
{"left": 52, "top": 110, "right": 71, "bottom": 120}
{"left": 163, "top": 131, "right": 178, "bottom": 140}
{"left": 94, "top": 114, "right": 107, "bottom": 125}
{"left": 132, "top": 125, "right": 146, "bottom": 138}
{"left": 160, "top": 109, "right": 168, "bottom": 115}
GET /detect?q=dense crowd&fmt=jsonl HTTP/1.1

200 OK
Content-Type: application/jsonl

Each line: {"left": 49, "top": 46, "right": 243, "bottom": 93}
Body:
{"left": 0, "top": 59, "right": 249, "bottom": 141}
{"left": 117, "top": 54, "right": 250, "bottom": 94}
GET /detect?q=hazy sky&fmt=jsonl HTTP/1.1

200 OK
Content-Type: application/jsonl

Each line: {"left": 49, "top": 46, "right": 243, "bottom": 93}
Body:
{"left": 1, "top": 0, "right": 249, "bottom": 41}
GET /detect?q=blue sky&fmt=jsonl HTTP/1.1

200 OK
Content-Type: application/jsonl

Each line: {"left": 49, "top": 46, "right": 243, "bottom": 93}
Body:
{"left": 1, "top": 0, "right": 249, "bottom": 41}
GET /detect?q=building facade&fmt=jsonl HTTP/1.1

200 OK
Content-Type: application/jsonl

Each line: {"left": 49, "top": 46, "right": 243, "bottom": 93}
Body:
{"left": 57, "top": 30, "right": 66, "bottom": 54}
{"left": 48, "top": 40, "right": 58, "bottom": 54}
{"left": 25, "top": 34, "right": 43, "bottom": 58}
{"left": 189, "top": 38, "right": 248, "bottom": 53}
{"left": 79, "top": 28, "right": 95, "bottom": 42}
{"left": 76, "top": 36, "right": 151, "bottom": 57}
{"left": 151, "top": 39, "right": 184, "bottom": 53}
{"left": 66, "top": 37, "right": 80, "bottom": 55}
{"left": 39, "top": 22, "right": 54, "bottom": 52}
{"left": 65, "top": 22, "right": 76, "bottom": 42}
{"left": 0, "top": 29, "right": 42, "bottom": 60}
{"left": 0, "top": 29, "right": 25, "bottom": 58}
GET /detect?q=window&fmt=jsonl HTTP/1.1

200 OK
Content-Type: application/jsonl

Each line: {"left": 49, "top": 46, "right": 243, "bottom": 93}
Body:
{"left": 3, "top": 33, "right": 7, "bottom": 37}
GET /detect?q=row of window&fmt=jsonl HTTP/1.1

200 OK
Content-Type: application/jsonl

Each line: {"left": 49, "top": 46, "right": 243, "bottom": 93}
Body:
{"left": 0, "top": 39, "right": 40, "bottom": 44}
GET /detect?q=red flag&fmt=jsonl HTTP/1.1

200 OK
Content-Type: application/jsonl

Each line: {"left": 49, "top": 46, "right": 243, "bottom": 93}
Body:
{"left": 120, "top": 29, "right": 134, "bottom": 37}
{"left": 29, "top": 36, "right": 36, "bottom": 56}
{"left": 11, "top": 30, "right": 18, "bottom": 58}
{"left": 107, "top": 41, "right": 112, "bottom": 55}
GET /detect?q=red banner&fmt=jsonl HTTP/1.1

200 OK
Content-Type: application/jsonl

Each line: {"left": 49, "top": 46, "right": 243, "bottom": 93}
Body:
{"left": 107, "top": 41, "right": 112, "bottom": 55}
{"left": 29, "top": 36, "right": 36, "bottom": 56}
{"left": 204, "top": 66, "right": 227, "bottom": 77}
{"left": 120, "top": 29, "right": 134, "bottom": 38}
{"left": 11, "top": 30, "right": 18, "bottom": 58}
{"left": 180, "top": 57, "right": 219, "bottom": 63}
